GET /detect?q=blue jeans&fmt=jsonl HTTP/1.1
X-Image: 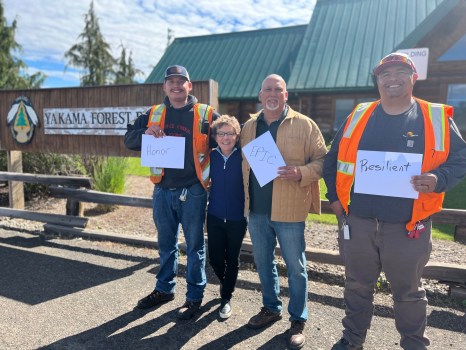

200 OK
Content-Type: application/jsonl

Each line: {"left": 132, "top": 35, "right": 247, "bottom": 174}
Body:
{"left": 248, "top": 212, "right": 308, "bottom": 321}
{"left": 152, "top": 183, "right": 207, "bottom": 302}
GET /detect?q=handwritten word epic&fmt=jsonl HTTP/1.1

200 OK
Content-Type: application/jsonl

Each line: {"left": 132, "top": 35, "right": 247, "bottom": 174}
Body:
{"left": 249, "top": 146, "right": 276, "bottom": 164}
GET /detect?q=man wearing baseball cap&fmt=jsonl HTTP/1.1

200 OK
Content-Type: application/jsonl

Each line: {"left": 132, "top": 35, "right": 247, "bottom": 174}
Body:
{"left": 324, "top": 52, "right": 466, "bottom": 349}
{"left": 125, "top": 65, "right": 219, "bottom": 320}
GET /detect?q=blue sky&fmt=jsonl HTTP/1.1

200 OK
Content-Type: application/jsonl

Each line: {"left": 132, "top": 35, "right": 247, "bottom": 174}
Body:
{"left": 3, "top": 0, "right": 316, "bottom": 88}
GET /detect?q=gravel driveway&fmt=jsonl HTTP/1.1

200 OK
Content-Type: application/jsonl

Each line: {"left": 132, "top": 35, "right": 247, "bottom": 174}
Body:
{"left": 0, "top": 175, "right": 465, "bottom": 349}
{"left": 0, "top": 227, "right": 465, "bottom": 350}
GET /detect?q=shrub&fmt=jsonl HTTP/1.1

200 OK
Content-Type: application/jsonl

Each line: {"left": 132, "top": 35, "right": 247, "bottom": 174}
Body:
{"left": 83, "top": 156, "right": 128, "bottom": 212}
{"left": 91, "top": 156, "right": 127, "bottom": 194}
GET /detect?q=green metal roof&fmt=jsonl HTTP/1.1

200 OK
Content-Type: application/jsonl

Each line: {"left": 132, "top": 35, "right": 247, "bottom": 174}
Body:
{"left": 287, "top": 0, "right": 453, "bottom": 92}
{"left": 146, "top": 25, "right": 307, "bottom": 100}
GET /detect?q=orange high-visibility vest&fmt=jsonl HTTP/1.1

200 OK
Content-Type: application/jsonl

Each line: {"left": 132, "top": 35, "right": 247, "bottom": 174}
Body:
{"left": 336, "top": 98, "right": 453, "bottom": 231}
{"left": 146, "top": 103, "right": 214, "bottom": 189}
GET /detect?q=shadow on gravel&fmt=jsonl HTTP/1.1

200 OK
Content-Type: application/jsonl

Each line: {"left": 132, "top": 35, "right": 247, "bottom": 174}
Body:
{"left": 197, "top": 325, "right": 289, "bottom": 350}
{"left": 3, "top": 228, "right": 464, "bottom": 338}
{"left": 0, "top": 233, "right": 154, "bottom": 305}
{"left": 427, "top": 310, "right": 466, "bottom": 332}
{"left": 40, "top": 299, "right": 220, "bottom": 350}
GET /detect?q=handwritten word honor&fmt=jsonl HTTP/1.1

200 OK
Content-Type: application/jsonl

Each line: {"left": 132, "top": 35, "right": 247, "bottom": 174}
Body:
{"left": 359, "top": 159, "right": 412, "bottom": 172}
{"left": 249, "top": 146, "right": 277, "bottom": 164}
{"left": 146, "top": 144, "right": 170, "bottom": 156}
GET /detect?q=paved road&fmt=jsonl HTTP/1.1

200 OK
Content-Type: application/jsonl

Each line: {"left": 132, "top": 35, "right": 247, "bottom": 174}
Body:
{"left": 0, "top": 227, "right": 465, "bottom": 349}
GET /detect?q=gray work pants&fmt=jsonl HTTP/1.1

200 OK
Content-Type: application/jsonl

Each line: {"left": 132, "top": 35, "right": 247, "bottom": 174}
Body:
{"left": 338, "top": 214, "right": 432, "bottom": 350}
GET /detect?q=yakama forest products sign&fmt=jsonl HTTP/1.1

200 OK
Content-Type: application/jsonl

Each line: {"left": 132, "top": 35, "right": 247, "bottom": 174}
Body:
{"left": 7, "top": 96, "right": 40, "bottom": 144}
{"left": 43, "top": 106, "right": 150, "bottom": 136}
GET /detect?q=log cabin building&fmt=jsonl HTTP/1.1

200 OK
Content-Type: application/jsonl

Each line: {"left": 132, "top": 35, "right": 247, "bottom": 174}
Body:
{"left": 146, "top": 0, "right": 466, "bottom": 139}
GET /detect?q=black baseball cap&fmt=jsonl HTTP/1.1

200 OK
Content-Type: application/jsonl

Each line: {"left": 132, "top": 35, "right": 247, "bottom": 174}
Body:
{"left": 165, "top": 65, "right": 190, "bottom": 81}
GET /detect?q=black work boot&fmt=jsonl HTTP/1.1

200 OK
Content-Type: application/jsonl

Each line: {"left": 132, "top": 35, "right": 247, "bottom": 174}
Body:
{"left": 247, "top": 307, "right": 282, "bottom": 329}
{"left": 177, "top": 300, "right": 202, "bottom": 320}
{"left": 135, "top": 290, "right": 174, "bottom": 309}
{"left": 331, "top": 338, "right": 364, "bottom": 350}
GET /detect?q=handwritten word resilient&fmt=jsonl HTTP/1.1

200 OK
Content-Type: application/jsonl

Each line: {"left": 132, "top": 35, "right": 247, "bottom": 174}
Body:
{"left": 359, "top": 159, "right": 413, "bottom": 172}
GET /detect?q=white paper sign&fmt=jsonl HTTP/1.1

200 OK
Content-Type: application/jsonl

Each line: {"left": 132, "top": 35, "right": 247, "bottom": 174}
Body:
{"left": 354, "top": 150, "right": 423, "bottom": 199}
{"left": 242, "top": 131, "right": 286, "bottom": 187}
{"left": 141, "top": 134, "right": 185, "bottom": 169}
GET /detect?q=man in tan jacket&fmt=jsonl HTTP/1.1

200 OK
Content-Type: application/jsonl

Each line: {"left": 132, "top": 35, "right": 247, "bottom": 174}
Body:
{"left": 241, "top": 74, "right": 327, "bottom": 349}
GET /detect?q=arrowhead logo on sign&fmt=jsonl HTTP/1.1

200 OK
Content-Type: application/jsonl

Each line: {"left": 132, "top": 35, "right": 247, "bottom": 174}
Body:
{"left": 397, "top": 48, "right": 429, "bottom": 80}
{"left": 6, "top": 96, "right": 40, "bottom": 144}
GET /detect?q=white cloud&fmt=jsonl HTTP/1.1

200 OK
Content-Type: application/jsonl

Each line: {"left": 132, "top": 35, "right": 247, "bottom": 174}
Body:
{"left": 3, "top": 0, "right": 315, "bottom": 87}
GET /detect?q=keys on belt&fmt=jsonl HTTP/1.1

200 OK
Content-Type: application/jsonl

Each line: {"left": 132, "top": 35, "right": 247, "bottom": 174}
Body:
{"left": 407, "top": 221, "right": 426, "bottom": 239}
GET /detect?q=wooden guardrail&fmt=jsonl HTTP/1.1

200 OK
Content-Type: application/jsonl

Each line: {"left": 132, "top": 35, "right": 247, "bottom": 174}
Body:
{"left": 0, "top": 172, "right": 92, "bottom": 187}
{"left": 1, "top": 171, "right": 465, "bottom": 299}
{"left": 0, "top": 171, "right": 92, "bottom": 227}
{"left": 0, "top": 207, "right": 88, "bottom": 228}
{"left": 48, "top": 186, "right": 152, "bottom": 208}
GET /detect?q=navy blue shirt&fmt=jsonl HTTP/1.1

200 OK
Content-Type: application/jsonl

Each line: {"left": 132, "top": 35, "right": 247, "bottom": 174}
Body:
{"left": 207, "top": 147, "right": 245, "bottom": 221}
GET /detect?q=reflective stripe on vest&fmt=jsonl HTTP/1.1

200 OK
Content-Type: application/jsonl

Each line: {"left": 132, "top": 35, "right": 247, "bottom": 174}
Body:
{"left": 429, "top": 103, "right": 446, "bottom": 152}
{"left": 148, "top": 104, "right": 165, "bottom": 125}
{"left": 196, "top": 103, "right": 210, "bottom": 170}
{"left": 343, "top": 102, "right": 373, "bottom": 139}
{"left": 147, "top": 104, "right": 166, "bottom": 177}
{"left": 337, "top": 102, "right": 376, "bottom": 177}
{"left": 196, "top": 104, "right": 209, "bottom": 131}
{"left": 194, "top": 103, "right": 212, "bottom": 186}
{"left": 337, "top": 160, "right": 355, "bottom": 175}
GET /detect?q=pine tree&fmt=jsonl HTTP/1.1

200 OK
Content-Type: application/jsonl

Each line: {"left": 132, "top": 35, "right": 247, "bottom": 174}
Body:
{"left": 114, "top": 46, "right": 142, "bottom": 84}
{"left": 0, "top": 1, "right": 45, "bottom": 89}
{"left": 64, "top": 1, "right": 115, "bottom": 86}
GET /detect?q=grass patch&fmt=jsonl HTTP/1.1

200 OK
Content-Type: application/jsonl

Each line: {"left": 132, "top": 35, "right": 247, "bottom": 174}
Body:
{"left": 125, "top": 157, "right": 150, "bottom": 176}
{"left": 308, "top": 213, "right": 337, "bottom": 225}
{"left": 432, "top": 224, "right": 455, "bottom": 241}
{"left": 443, "top": 177, "right": 466, "bottom": 209}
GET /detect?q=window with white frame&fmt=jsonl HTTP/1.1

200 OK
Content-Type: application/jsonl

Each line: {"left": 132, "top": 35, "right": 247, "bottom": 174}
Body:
{"left": 334, "top": 98, "right": 376, "bottom": 131}
{"left": 447, "top": 84, "right": 466, "bottom": 132}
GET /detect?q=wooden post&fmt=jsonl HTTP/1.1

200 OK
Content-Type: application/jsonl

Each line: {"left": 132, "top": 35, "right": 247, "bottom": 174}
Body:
{"left": 449, "top": 284, "right": 466, "bottom": 301}
{"left": 6, "top": 151, "right": 24, "bottom": 209}
{"left": 454, "top": 225, "right": 466, "bottom": 244}
{"left": 65, "top": 186, "right": 84, "bottom": 217}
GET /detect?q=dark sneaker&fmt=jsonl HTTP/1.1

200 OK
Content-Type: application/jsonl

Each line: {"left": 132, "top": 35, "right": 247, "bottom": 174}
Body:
{"left": 331, "top": 338, "right": 363, "bottom": 350}
{"left": 177, "top": 300, "right": 202, "bottom": 320}
{"left": 247, "top": 307, "right": 282, "bottom": 329}
{"left": 136, "top": 290, "right": 174, "bottom": 309}
{"left": 219, "top": 299, "right": 231, "bottom": 319}
{"left": 288, "top": 320, "right": 306, "bottom": 349}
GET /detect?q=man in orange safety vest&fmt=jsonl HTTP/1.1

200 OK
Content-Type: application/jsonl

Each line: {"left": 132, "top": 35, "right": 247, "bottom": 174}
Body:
{"left": 324, "top": 53, "right": 466, "bottom": 350}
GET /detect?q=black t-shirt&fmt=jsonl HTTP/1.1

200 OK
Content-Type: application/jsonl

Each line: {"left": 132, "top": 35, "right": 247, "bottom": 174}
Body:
{"left": 349, "top": 102, "right": 425, "bottom": 222}
{"left": 159, "top": 96, "right": 200, "bottom": 189}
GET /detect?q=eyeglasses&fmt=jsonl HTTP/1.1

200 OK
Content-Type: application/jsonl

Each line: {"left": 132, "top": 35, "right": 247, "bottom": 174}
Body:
{"left": 216, "top": 131, "right": 236, "bottom": 137}
{"left": 378, "top": 70, "right": 413, "bottom": 80}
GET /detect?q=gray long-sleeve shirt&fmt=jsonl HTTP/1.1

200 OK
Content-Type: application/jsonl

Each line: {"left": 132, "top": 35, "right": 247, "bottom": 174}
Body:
{"left": 323, "top": 102, "right": 466, "bottom": 223}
